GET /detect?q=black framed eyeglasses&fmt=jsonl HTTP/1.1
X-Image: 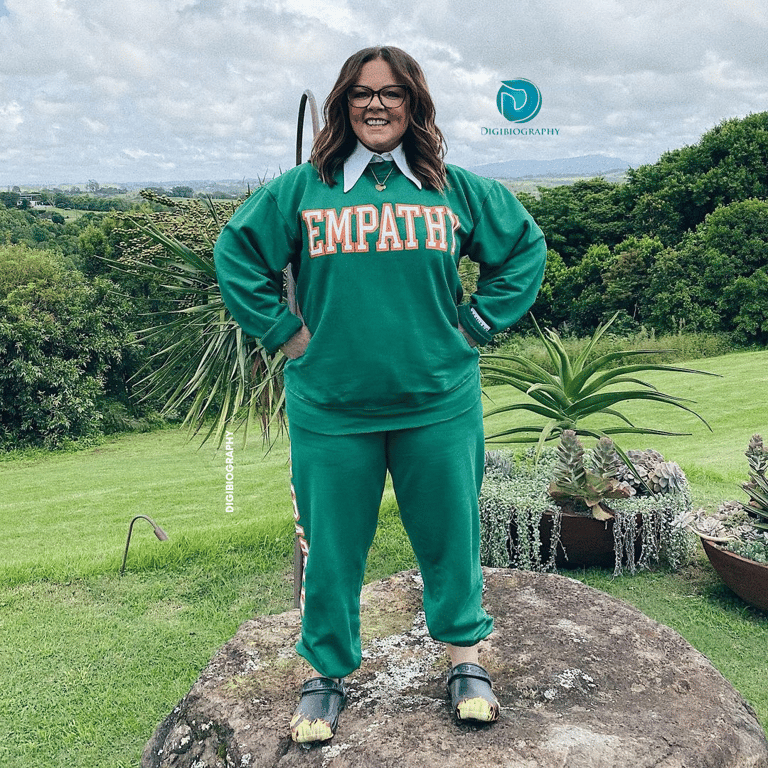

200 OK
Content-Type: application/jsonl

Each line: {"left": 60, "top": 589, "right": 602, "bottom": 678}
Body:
{"left": 346, "top": 85, "right": 407, "bottom": 108}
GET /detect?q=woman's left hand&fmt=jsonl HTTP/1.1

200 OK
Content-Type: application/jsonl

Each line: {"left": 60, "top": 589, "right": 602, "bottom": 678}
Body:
{"left": 458, "top": 323, "right": 478, "bottom": 348}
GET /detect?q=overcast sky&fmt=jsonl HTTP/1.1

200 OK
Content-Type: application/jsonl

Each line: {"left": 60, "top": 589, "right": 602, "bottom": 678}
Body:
{"left": 1, "top": 0, "right": 766, "bottom": 186}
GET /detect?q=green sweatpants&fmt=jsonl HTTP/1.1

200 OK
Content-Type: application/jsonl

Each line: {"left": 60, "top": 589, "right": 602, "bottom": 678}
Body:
{"left": 289, "top": 399, "right": 494, "bottom": 679}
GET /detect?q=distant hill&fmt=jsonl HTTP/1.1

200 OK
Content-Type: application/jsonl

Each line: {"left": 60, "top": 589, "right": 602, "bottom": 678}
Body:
{"left": 467, "top": 154, "right": 631, "bottom": 180}
{"left": 30, "top": 155, "right": 631, "bottom": 193}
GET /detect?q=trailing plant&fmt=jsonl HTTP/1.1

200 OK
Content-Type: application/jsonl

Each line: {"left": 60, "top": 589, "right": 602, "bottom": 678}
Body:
{"left": 479, "top": 439, "right": 694, "bottom": 576}
{"left": 480, "top": 448, "right": 558, "bottom": 572}
{"left": 108, "top": 189, "right": 287, "bottom": 447}
{"left": 480, "top": 312, "right": 718, "bottom": 465}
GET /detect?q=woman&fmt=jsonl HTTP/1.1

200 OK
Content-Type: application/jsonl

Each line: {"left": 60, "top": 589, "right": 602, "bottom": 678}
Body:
{"left": 214, "top": 45, "right": 546, "bottom": 743}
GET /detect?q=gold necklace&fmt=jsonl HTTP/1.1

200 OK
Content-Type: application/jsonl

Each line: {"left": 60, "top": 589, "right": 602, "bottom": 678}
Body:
{"left": 369, "top": 165, "right": 394, "bottom": 191}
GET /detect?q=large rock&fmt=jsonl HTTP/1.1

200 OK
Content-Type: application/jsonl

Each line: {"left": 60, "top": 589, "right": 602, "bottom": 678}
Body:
{"left": 143, "top": 569, "right": 768, "bottom": 767}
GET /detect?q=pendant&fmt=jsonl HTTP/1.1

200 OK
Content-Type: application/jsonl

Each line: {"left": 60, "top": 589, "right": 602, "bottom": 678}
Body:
{"left": 375, "top": 183, "right": 386, "bottom": 191}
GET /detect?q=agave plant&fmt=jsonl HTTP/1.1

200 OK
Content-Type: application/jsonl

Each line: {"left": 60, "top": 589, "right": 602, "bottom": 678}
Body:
{"left": 480, "top": 312, "right": 718, "bottom": 464}
{"left": 109, "top": 190, "right": 287, "bottom": 447}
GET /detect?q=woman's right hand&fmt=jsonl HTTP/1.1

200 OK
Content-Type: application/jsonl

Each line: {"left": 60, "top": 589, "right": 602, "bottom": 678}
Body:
{"left": 280, "top": 325, "right": 312, "bottom": 359}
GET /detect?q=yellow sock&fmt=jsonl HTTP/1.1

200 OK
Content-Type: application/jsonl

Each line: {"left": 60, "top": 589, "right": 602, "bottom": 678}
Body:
{"left": 290, "top": 713, "right": 334, "bottom": 743}
{"left": 457, "top": 696, "right": 498, "bottom": 722}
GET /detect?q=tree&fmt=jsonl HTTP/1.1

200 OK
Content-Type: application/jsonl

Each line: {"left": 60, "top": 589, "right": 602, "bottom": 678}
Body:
{"left": 550, "top": 244, "right": 611, "bottom": 334}
{"left": 626, "top": 112, "right": 768, "bottom": 246}
{"left": 110, "top": 190, "right": 284, "bottom": 446}
{"left": 529, "top": 249, "right": 567, "bottom": 329}
{"left": 78, "top": 221, "right": 114, "bottom": 277}
{"left": 0, "top": 245, "right": 131, "bottom": 449}
{"left": 603, "top": 236, "right": 665, "bottom": 323}
{"left": 521, "top": 179, "right": 632, "bottom": 266}
{"left": 170, "top": 185, "right": 194, "bottom": 198}
{"left": 644, "top": 199, "right": 768, "bottom": 337}
{"left": 721, "top": 268, "right": 768, "bottom": 345}
{"left": 0, "top": 191, "right": 20, "bottom": 208}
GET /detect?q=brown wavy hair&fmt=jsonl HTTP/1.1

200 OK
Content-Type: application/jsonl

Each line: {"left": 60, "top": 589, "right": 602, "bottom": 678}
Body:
{"left": 310, "top": 46, "right": 447, "bottom": 190}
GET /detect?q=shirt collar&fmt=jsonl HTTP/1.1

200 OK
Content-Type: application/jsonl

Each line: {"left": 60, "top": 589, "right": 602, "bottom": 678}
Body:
{"left": 343, "top": 141, "right": 422, "bottom": 192}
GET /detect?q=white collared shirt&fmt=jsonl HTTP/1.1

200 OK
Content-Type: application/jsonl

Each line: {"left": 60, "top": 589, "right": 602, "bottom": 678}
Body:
{"left": 343, "top": 141, "right": 423, "bottom": 192}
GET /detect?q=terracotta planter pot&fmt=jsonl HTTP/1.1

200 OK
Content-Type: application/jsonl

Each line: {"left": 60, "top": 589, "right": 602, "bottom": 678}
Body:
{"left": 701, "top": 537, "right": 768, "bottom": 611}
{"left": 510, "top": 505, "right": 642, "bottom": 569}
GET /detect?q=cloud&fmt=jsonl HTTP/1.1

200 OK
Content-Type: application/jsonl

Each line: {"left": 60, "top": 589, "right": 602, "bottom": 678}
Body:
{"left": 0, "top": 0, "right": 765, "bottom": 184}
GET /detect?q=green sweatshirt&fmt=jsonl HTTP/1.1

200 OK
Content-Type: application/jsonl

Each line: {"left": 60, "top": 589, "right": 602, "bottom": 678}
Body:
{"left": 214, "top": 161, "right": 546, "bottom": 434}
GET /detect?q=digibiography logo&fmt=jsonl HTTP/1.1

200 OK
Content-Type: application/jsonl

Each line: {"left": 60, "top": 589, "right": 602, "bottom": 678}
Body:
{"left": 496, "top": 79, "right": 542, "bottom": 123}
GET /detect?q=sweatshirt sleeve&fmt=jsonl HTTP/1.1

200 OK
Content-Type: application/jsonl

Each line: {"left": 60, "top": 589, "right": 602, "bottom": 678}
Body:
{"left": 213, "top": 185, "right": 304, "bottom": 354}
{"left": 456, "top": 181, "right": 547, "bottom": 345}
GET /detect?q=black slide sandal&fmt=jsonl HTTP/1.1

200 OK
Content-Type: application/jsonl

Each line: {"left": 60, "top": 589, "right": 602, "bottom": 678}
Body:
{"left": 446, "top": 663, "right": 500, "bottom": 723}
{"left": 290, "top": 677, "right": 347, "bottom": 743}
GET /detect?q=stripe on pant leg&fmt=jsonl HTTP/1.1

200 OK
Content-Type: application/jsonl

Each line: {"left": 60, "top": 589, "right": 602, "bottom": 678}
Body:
{"left": 288, "top": 445, "right": 308, "bottom": 617}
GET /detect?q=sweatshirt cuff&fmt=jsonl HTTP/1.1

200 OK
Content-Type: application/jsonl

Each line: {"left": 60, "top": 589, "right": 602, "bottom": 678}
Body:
{"left": 457, "top": 304, "right": 494, "bottom": 346}
{"left": 260, "top": 311, "right": 304, "bottom": 354}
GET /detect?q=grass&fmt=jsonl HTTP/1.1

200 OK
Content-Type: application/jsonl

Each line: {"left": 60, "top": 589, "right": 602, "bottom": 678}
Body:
{"left": 48, "top": 207, "right": 92, "bottom": 222}
{"left": 0, "top": 429, "right": 410, "bottom": 768}
{"left": 1, "top": 347, "right": 767, "bottom": 766}
{"left": 0, "top": 428, "right": 296, "bottom": 584}
{"left": 0, "top": 564, "right": 293, "bottom": 766}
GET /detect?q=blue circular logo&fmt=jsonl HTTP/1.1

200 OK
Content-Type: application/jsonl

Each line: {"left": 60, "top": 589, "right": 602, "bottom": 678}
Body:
{"left": 496, "top": 79, "right": 542, "bottom": 123}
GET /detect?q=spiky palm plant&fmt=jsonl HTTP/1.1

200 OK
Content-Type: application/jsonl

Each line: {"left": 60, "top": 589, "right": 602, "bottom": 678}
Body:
{"left": 111, "top": 191, "right": 286, "bottom": 447}
{"left": 480, "top": 312, "right": 718, "bottom": 464}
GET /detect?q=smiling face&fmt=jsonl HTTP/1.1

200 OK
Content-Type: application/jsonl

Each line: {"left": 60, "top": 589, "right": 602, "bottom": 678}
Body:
{"left": 348, "top": 58, "right": 409, "bottom": 153}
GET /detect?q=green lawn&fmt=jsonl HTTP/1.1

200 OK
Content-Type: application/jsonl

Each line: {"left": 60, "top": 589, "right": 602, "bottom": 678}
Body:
{"left": 1, "top": 349, "right": 767, "bottom": 767}
{"left": 1, "top": 429, "right": 296, "bottom": 584}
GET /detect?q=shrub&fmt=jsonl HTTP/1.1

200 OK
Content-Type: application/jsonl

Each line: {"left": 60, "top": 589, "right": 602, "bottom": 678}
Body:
{"left": 0, "top": 246, "right": 131, "bottom": 449}
{"left": 109, "top": 193, "right": 282, "bottom": 447}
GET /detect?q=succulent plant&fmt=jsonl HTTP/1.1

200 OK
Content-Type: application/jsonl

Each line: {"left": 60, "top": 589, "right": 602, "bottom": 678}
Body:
{"left": 686, "top": 436, "right": 768, "bottom": 562}
{"left": 481, "top": 312, "right": 718, "bottom": 461}
{"left": 742, "top": 434, "right": 768, "bottom": 532}
{"left": 745, "top": 433, "right": 768, "bottom": 477}
{"left": 553, "top": 429, "right": 587, "bottom": 486}
{"left": 614, "top": 448, "right": 687, "bottom": 496}
{"left": 548, "top": 431, "right": 633, "bottom": 520}
{"left": 686, "top": 503, "right": 756, "bottom": 542}
{"left": 632, "top": 448, "right": 665, "bottom": 464}
{"left": 646, "top": 461, "right": 688, "bottom": 495}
